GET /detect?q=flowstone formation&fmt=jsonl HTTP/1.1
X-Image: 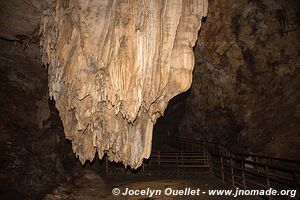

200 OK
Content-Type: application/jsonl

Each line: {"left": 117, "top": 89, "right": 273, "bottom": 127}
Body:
{"left": 40, "top": 0, "right": 208, "bottom": 168}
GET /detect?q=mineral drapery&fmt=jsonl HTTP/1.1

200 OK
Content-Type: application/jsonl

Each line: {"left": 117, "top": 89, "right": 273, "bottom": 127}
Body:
{"left": 40, "top": 0, "right": 208, "bottom": 168}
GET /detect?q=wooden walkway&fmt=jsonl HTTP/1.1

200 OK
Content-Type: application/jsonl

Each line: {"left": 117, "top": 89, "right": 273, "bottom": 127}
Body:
{"left": 171, "top": 137, "right": 300, "bottom": 200}
{"left": 103, "top": 137, "right": 299, "bottom": 199}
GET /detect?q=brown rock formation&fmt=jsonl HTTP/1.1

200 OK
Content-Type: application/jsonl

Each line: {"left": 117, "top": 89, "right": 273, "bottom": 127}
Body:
{"left": 0, "top": 38, "right": 76, "bottom": 199}
{"left": 40, "top": 0, "right": 208, "bottom": 168}
{"left": 0, "top": 1, "right": 78, "bottom": 198}
{"left": 173, "top": 0, "right": 300, "bottom": 160}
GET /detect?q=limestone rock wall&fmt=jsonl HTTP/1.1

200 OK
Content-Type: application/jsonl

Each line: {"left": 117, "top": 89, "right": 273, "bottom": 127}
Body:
{"left": 0, "top": 38, "right": 76, "bottom": 199}
{"left": 40, "top": 0, "right": 208, "bottom": 168}
{"left": 0, "top": 1, "right": 79, "bottom": 198}
{"left": 176, "top": 0, "right": 300, "bottom": 159}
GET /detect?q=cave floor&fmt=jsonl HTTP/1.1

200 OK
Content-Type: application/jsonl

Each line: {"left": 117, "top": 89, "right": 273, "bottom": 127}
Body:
{"left": 43, "top": 170, "right": 262, "bottom": 200}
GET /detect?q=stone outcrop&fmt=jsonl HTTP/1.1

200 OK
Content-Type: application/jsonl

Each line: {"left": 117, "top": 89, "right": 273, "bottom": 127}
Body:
{"left": 171, "top": 0, "right": 300, "bottom": 160}
{"left": 40, "top": 0, "right": 208, "bottom": 168}
{"left": 0, "top": 2, "right": 78, "bottom": 198}
{"left": 0, "top": 38, "right": 76, "bottom": 199}
{"left": 0, "top": 0, "right": 42, "bottom": 41}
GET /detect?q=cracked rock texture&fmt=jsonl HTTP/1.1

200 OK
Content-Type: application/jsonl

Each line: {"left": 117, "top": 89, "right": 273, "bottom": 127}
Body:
{"left": 40, "top": 0, "right": 208, "bottom": 168}
{"left": 171, "top": 0, "right": 300, "bottom": 159}
{"left": 0, "top": 0, "right": 42, "bottom": 41}
{"left": 0, "top": 1, "right": 78, "bottom": 198}
{"left": 0, "top": 38, "right": 76, "bottom": 199}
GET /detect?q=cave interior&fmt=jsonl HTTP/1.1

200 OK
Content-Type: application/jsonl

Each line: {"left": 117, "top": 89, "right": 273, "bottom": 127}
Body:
{"left": 0, "top": 0, "right": 299, "bottom": 199}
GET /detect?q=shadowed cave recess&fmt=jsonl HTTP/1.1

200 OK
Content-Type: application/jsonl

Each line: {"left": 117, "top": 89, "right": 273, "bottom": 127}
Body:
{"left": 0, "top": 0, "right": 299, "bottom": 199}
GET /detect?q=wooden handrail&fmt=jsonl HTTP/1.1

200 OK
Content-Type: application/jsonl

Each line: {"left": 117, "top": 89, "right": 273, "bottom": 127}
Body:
{"left": 173, "top": 136, "right": 300, "bottom": 163}
{"left": 143, "top": 151, "right": 211, "bottom": 176}
{"left": 171, "top": 136, "right": 299, "bottom": 197}
{"left": 234, "top": 153, "right": 300, "bottom": 164}
{"left": 210, "top": 153, "right": 300, "bottom": 173}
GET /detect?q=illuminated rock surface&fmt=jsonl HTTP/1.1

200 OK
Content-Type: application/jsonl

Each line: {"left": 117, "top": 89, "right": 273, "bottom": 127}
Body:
{"left": 40, "top": 0, "right": 208, "bottom": 168}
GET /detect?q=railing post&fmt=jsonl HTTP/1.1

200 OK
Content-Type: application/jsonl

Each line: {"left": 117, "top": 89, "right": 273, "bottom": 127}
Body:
{"left": 181, "top": 151, "right": 183, "bottom": 165}
{"left": 208, "top": 151, "right": 213, "bottom": 175}
{"left": 255, "top": 156, "right": 259, "bottom": 173}
{"left": 242, "top": 155, "right": 246, "bottom": 189}
{"left": 220, "top": 155, "right": 225, "bottom": 184}
{"left": 176, "top": 153, "right": 179, "bottom": 176}
{"left": 293, "top": 172, "right": 299, "bottom": 199}
{"left": 265, "top": 165, "right": 271, "bottom": 200}
{"left": 230, "top": 155, "right": 235, "bottom": 187}
{"left": 210, "top": 155, "right": 213, "bottom": 175}
{"left": 158, "top": 151, "right": 160, "bottom": 166}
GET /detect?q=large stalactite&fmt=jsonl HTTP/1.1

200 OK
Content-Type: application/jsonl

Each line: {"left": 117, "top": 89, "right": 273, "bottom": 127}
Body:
{"left": 40, "top": 0, "right": 208, "bottom": 168}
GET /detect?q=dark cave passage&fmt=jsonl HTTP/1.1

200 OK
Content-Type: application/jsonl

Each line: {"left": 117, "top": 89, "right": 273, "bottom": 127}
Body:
{"left": 1, "top": 0, "right": 300, "bottom": 200}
